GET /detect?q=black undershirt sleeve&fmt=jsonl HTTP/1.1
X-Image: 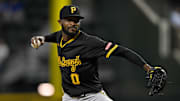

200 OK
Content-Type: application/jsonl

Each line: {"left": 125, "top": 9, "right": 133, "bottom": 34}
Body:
{"left": 112, "top": 45, "right": 147, "bottom": 68}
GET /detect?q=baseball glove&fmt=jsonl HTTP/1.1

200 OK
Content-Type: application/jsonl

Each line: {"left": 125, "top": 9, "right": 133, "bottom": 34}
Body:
{"left": 145, "top": 66, "right": 167, "bottom": 96}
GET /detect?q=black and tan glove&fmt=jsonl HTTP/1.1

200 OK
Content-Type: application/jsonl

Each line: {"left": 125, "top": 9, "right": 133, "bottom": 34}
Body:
{"left": 145, "top": 66, "right": 167, "bottom": 96}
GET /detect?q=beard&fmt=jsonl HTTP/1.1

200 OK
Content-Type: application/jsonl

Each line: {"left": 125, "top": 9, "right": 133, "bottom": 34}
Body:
{"left": 62, "top": 25, "right": 80, "bottom": 37}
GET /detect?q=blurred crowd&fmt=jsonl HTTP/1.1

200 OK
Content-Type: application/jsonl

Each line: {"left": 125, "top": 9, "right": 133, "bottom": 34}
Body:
{"left": 0, "top": 0, "right": 49, "bottom": 92}
{"left": 169, "top": 0, "right": 180, "bottom": 63}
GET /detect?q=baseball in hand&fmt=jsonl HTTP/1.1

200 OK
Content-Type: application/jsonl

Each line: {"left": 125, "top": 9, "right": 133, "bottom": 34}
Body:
{"left": 31, "top": 39, "right": 41, "bottom": 48}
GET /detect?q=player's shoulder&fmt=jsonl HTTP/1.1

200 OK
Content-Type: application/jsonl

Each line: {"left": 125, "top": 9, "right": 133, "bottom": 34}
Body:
{"left": 80, "top": 31, "right": 105, "bottom": 42}
{"left": 54, "top": 30, "right": 62, "bottom": 36}
{"left": 79, "top": 30, "right": 106, "bottom": 46}
{"left": 47, "top": 30, "right": 62, "bottom": 38}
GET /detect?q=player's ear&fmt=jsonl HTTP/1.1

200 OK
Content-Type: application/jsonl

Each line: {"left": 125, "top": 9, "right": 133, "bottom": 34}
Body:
{"left": 58, "top": 19, "right": 62, "bottom": 24}
{"left": 58, "top": 19, "right": 64, "bottom": 26}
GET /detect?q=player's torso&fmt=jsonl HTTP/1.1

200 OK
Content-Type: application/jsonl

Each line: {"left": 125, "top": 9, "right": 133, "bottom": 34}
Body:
{"left": 57, "top": 31, "right": 102, "bottom": 96}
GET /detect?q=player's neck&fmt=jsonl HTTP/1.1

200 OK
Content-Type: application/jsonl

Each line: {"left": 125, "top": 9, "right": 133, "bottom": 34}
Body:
{"left": 62, "top": 32, "right": 72, "bottom": 41}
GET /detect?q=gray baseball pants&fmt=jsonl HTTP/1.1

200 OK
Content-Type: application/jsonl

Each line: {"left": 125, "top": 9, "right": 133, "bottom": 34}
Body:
{"left": 62, "top": 90, "right": 113, "bottom": 101}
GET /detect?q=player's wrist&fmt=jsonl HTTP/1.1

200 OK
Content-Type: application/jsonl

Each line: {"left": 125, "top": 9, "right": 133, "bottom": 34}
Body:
{"left": 143, "top": 64, "right": 153, "bottom": 72}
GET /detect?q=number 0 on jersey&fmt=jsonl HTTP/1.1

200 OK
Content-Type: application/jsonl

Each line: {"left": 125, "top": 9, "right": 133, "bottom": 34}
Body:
{"left": 70, "top": 73, "right": 80, "bottom": 85}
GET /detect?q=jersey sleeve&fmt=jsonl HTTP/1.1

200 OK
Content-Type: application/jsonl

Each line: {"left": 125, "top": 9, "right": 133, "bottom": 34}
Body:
{"left": 84, "top": 35, "right": 148, "bottom": 68}
{"left": 83, "top": 35, "right": 119, "bottom": 59}
{"left": 112, "top": 45, "right": 148, "bottom": 67}
{"left": 44, "top": 31, "right": 59, "bottom": 43}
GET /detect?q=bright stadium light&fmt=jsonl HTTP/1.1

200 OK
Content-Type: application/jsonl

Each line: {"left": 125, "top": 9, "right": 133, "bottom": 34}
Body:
{"left": 37, "top": 83, "right": 55, "bottom": 97}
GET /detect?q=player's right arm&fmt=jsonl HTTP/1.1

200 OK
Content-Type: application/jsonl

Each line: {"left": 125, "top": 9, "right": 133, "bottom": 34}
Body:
{"left": 31, "top": 31, "right": 58, "bottom": 49}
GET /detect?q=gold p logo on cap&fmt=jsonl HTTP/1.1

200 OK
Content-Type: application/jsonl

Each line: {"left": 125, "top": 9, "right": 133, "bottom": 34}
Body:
{"left": 71, "top": 6, "right": 77, "bottom": 14}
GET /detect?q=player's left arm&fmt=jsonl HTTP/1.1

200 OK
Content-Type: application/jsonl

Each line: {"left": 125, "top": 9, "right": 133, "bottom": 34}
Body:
{"left": 106, "top": 43, "right": 167, "bottom": 96}
{"left": 110, "top": 44, "right": 150, "bottom": 71}
{"left": 86, "top": 35, "right": 167, "bottom": 96}
{"left": 104, "top": 42, "right": 149, "bottom": 71}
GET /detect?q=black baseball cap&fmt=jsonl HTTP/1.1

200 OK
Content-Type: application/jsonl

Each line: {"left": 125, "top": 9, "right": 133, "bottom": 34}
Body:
{"left": 60, "top": 5, "right": 84, "bottom": 19}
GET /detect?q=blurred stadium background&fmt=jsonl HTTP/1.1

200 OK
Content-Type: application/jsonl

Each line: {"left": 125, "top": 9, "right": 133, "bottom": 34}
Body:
{"left": 0, "top": 0, "right": 180, "bottom": 101}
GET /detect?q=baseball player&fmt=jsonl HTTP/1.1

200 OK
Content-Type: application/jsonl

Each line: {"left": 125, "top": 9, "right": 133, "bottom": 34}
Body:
{"left": 31, "top": 5, "right": 167, "bottom": 101}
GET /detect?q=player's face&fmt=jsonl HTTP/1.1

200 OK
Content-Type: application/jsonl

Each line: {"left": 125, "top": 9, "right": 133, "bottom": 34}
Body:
{"left": 58, "top": 17, "right": 80, "bottom": 36}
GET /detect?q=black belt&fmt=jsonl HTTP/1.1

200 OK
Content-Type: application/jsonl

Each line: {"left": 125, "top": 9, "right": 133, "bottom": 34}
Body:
{"left": 71, "top": 90, "right": 101, "bottom": 98}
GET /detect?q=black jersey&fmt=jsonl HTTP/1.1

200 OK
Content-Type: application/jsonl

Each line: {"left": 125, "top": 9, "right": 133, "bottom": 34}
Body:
{"left": 44, "top": 30, "right": 147, "bottom": 97}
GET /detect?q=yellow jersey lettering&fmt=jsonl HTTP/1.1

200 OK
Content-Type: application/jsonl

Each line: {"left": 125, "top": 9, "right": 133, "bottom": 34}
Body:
{"left": 71, "top": 66, "right": 76, "bottom": 72}
{"left": 58, "top": 56, "right": 81, "bottom": 85}
{"left": 58, "top": 56, "right": 82, "bottom": 70}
